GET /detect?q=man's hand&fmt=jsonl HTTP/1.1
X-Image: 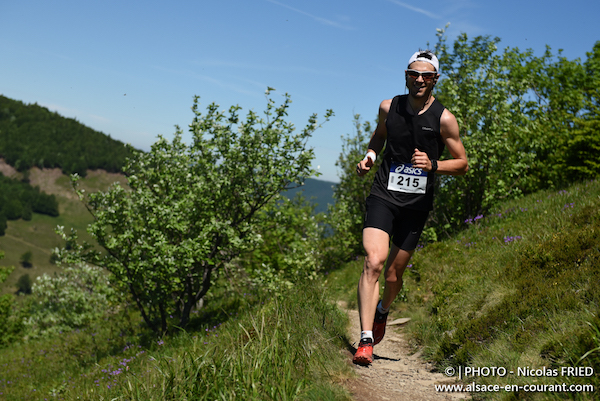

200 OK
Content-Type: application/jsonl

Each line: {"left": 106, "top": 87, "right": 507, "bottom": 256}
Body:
{"left": 356, "top": 155, "right": 375, "bottom": 176}
{"left": 411, "top": 148, "right": 432, "bottom": 171}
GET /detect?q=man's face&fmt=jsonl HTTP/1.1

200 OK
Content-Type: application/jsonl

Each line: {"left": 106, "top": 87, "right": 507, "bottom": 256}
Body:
{"left": 406, "top": 61, "right": 438, "bottom": 99}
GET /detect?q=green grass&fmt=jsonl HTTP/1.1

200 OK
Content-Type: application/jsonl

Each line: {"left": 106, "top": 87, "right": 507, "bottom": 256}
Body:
{"left": 0, "top": 171, "right": 124, "bottom": 295}
{"left": 407, "top": 180, "right": 600, "bottom": 400}
{"left": 0, "top": 281, "right": 354, "bottom": 401}
{"left": 325, "top": 179, "right": 600, "bottom": 400}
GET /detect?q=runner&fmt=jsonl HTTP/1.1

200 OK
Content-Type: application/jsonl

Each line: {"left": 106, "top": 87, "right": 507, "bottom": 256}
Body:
{"left": 352, "top": 49, "right": 469, "bottom": 366}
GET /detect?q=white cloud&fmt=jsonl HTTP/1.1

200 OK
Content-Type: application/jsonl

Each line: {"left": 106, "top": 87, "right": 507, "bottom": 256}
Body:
{"left": 386, "top": 0, "right": 441, "bottom": 19}
{"left": 265, "top": 0, "right": 354, "bottom": 30}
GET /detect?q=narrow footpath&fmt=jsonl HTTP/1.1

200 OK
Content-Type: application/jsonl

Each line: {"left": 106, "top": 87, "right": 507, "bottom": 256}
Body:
{"left": 341, "top": 303, "right": 470, "bottom": 401}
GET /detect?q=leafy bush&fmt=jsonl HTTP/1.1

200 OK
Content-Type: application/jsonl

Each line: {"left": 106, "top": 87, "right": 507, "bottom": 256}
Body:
{"left": 24, "top": 263, "right": 120, "bottom": 338}
{"left": 429, "top": 31, "right": 600, "bottom": 235}
{"left": 238, "top": 193, "right": 327, "bottom": 293}
{"left": 16, "top": 273, "right": 32, "bottom": 294}
{"left": 0, "top": 254, "right": 23, "bottom": 349}
{"left": 0, "top": 262, "right": 14, "bottom": 283}
{"left": 0, "top": 294, "right": 25, "bottom": 348}
{"left": 19, "top": 251, "right": 32, "bottom": 268}
{"left": 57, "top": 90, "right": 333, "bottom": 334}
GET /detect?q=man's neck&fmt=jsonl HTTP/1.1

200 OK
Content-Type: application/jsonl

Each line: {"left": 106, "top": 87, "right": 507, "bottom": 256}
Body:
{"left": 408, "top": 93, "right": 433, "bottom": 114}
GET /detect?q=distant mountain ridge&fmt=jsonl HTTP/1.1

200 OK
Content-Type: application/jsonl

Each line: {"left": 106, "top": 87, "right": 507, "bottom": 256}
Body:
{"left": 284, "top": 178, "right": 336, "bottom": 215}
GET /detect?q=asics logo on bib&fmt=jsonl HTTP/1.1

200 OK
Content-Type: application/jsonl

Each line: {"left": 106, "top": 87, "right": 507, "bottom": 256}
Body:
{"left": 394, "top": 164, "right": 423, "bottom": 176}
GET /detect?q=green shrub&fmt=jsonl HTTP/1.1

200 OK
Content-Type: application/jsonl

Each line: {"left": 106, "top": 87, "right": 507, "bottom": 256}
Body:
{"left": 19, "top": 251, "right": 33, "bottom": 268}
{"left": 24, "top": 263, "right": 121, "bottom": 337}
{"left": 16, "top": 273, "right": 32, "bottom": 294}
{"left": 0, "top": 294, "right": 24, "bottom": 348}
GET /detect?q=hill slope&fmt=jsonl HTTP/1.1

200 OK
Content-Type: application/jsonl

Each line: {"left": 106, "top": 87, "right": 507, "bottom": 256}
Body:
{"left": 327, "top": 178, "right": 600, "bottom": 399}
{"left": 0, "top": 166, "right": 127, "bottom": 295}
{"left": 0, "top": 95, "right": 132, "bottom": 175}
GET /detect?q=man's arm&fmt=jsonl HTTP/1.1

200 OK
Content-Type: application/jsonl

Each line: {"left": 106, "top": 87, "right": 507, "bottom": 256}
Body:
{"left": 411, "top": 108, "right": 468, "bottom": 175}
{"left": 357, "top": 99, "right": 391, "bottom": 177}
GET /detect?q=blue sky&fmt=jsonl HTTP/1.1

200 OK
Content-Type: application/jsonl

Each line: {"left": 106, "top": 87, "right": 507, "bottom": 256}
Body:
{"left": 1, "top": 0, "right": 599, "bottom": 183}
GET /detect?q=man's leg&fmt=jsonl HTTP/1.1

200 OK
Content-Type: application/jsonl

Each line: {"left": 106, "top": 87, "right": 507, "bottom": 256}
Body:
{"left": 372, "top": 244, "right": 413, "bottom": 345}
{"left": 353, "top": 227, "right": 390, "bottom": 365}
{"left": 381, "top": 244, "right": 414, "bottom": 309}
{"left": 357, "top": 227, "right": 391, "bottom": 334}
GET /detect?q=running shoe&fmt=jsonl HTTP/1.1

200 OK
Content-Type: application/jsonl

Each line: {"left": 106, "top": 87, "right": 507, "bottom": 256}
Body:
{"left": 373, "top": 308, "right": 389, "bottom": 345}
{"left": 353, "top": 338, "right": 374, "bottom": 366}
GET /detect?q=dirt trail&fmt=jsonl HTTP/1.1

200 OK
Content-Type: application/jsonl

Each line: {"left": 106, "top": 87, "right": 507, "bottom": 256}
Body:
{"left": 341, "top": 303, "right": 469, "bottom": 401}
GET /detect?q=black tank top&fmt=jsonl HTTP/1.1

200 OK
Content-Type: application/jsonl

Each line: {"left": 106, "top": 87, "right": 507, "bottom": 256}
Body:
{"left": 370, "top": 95, "right": 445, "bottom": 211}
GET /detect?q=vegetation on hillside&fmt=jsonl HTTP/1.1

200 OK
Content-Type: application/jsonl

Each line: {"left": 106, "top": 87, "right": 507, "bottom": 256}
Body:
{"left": 411, "top": 180, "right": 600, "bottom": 400}
{"left": 0, "top": 31, "right": 599, "bottom": 401}
{"left": 326, "top": 35, "right": 600, "bottom": 257}
{"left": 431, "top": 32, "right": 600, "bottom": 233}
{"left": 0, "top": 174, "right": 59, "bottom": 236}
{"left": 56, "top": 90, "right": 334, "bottom": 335}
{"left": 0, "top": 279, "right": 352, "bottom": 400}
{"left": 0, "top": 95, "right": 133, "bottom": 175}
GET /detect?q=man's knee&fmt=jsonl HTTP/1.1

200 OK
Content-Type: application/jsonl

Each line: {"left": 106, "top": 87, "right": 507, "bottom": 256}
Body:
{"left": 364, "top": 252, "right": 386, "bottom": 275}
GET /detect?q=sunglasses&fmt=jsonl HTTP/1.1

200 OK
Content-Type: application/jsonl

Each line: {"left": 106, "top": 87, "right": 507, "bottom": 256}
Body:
{"left": 406, "top": 69, "right": 437, "bottom": 81}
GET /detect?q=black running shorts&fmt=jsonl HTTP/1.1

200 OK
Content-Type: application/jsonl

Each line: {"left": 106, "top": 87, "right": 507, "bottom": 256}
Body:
{"left": 363, "top": 195, "right": 429, "bottom": 251}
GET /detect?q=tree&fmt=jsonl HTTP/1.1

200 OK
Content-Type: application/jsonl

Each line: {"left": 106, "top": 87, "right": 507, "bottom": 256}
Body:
{"left": 429, "top": 29, "right": 593, "bottom": 233}
{"left": 20, "top": 251, "right": 33, "bottom": 268}
{"left": 16, "top": 273, "right": 32, "bottom": 294}
{"left": 559, "top": 41, "right": 600, "bottom": 180}
{"left": 0, "top": 213, "right": 6, "bottom": 236}
{"left": 57, "top": 90, "right": 333, "bottom": 334}
{"left": 432, "top": 32, "right": 543, "bottom": 229}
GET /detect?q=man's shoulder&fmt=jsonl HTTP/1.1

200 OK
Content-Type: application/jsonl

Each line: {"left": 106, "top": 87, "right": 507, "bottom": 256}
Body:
{"left": 380, "top": 98, "right": 393, "bottom": 112}
{"left": 380, "top": 95, "right": 405, "bottom": 112}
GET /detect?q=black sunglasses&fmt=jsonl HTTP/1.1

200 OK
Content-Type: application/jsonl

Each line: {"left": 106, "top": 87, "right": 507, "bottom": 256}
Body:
{"left": 406, "top": 69, "right": 437, "bottom": 81}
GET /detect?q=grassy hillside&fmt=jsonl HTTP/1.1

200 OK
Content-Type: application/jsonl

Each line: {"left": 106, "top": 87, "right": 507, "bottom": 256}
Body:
{"left": 327, "top": 178, "right": 600, "bottom": 399}
{"left": 0, "top": 168, "right": 127, "bottom": 295}
{"left": 1, "top": 175, "right": 599, "bottom": 399}
{"left": 0, "top": 279, "right": 353, "bottom": 400}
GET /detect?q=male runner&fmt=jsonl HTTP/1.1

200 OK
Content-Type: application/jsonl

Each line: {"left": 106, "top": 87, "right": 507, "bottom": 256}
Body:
{"left": 353, "top": 50, "right": 468, "bottom": 366}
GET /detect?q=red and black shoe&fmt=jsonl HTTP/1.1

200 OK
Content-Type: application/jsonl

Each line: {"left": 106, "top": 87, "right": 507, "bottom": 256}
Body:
{"left": 352, "top": 338, "right": 374, "bottom": 366}
{"left": 373, "top": 308, "right": 389, "bottom": 345}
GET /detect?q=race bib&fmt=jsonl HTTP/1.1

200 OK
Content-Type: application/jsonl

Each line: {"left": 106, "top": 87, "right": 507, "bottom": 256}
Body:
{"left": 387, "top": 162, "right": 428, "bottom": 194}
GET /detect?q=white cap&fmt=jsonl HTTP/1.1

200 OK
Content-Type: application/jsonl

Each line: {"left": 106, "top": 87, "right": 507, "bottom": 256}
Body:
{"left": 407, "top": 50, "right": 439, "bottom": 72}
